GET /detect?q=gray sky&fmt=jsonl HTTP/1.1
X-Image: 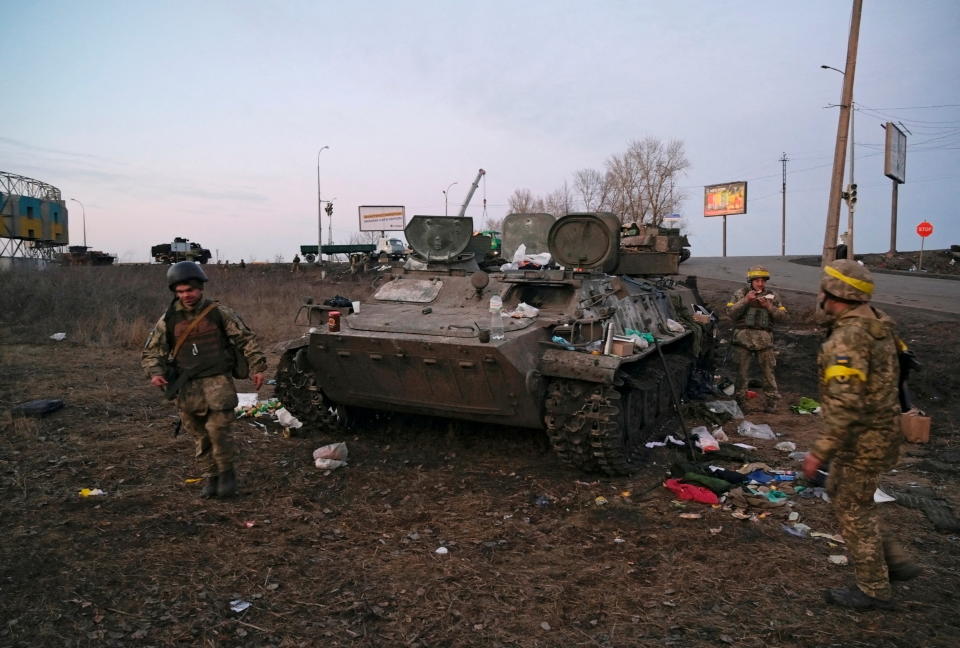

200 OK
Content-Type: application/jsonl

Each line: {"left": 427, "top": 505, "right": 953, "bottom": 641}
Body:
{"left": 2, "top": 0, "right": 958, "bottom": 262}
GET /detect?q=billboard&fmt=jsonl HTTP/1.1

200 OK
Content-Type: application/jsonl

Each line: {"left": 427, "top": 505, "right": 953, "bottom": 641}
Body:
{"left": 884, "top": 122, "right": 907, "bottom": 184}
{"left": 358, "top": 205, "right": 405, "bottom": 232}
{"left": 704, "top": 181, "right": 747, "bottom": 217}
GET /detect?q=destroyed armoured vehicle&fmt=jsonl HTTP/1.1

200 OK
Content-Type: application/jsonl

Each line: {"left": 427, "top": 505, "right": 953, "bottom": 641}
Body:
{"left": 276, "top": 212, "right": 714, "bottom": 475}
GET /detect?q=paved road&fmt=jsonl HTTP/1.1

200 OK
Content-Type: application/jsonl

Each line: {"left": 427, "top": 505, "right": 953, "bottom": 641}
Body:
{"left": 684, "top": 256, "right": 960, "bottom": 315}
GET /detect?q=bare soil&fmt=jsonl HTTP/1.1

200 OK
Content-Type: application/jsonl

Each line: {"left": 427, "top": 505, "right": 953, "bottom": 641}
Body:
{"left": 1, "top": 266, "right": 959, "bottom": 647}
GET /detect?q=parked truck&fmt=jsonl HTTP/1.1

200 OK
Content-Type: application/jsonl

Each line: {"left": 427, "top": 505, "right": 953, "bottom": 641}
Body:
{"left": 151, "top": 237, "right": 212, "bottom": 264}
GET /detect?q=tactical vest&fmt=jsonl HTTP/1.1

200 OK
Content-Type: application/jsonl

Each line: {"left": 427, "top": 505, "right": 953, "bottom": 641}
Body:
{"left": 741, "top": 303, "right": 771, "bottom": 330}
{"left": 165, "top": 304, "right": 233, "bottom": 378}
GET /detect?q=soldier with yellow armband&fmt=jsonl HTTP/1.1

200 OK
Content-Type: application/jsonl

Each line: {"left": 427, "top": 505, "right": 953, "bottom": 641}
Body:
{"left": 725, "top": 265, "right": 789, "bottom": 412}
{"left": 803, "top": 259, "right": 920, "bottom": 610}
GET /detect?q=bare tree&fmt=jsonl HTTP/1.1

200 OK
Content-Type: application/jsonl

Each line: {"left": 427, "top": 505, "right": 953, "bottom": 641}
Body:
{"left": 543, "top": 181, "right": 574, "bottom": 218}
{"left": 626, "top": 137, "right": 689, "bottom": 226}
{"left": 508, "top": 188, "right": 543, "bottom": 214}
{"left": 480, "top": 217, "right": 503, "bottom": 232}
{"left": 573, "top": 168, "right": 609, "bottom": 211}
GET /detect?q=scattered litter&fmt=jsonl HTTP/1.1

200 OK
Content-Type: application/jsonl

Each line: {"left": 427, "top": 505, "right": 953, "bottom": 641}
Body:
{"left": 434, "top": 546, "right": 449, "bottom": 555}
{"left": 733, "top": 442, "right": 756, "bottom": 450}
{"left": 691, "top": 426, "right": 720, "bottom": 452}
{"left": 236, "top": 397, "right": 281, "bottom": 419}
{"left": 613, "top": 537, "right": 626, "bottom": 543}
{"left": 782, "top": 524, "right": 808, "bottom": 538}
{"left": 788, "top": 451, "right": 808, "bottom": 462}
{"left": 874, "top": 488, "right": 896, "bottom": 503}
{"left": 229, "top": 599, "right": 252, "bottom": 613}
{"left": 620, "top": 490, "right": 632, "bottom": 498}
{"left": 645, "top": 435, "right": 686, "bottom": 448}
{"left": 811, "top": 531, "right": 845, "bottom": 543}
{"left": 594, "top": 496, "right": 609, "bottom": 506}
{"left": 313, "top": 442, "right": 349, "bottom": 470}
{"left": 788, "top": 511, "right": 800, "bottom": 522}
{"left": 236, "top": 393, "right": 259, "bottom": 408}
{"left": 534, "top": 495, "right": 552, "bottom": 507}
{"left": 551, "top": 335, "right": 575, "bottom": 350}
{"left": 506, "top": 302, "right": 540, "bottom": 319}
{"left": 828, "top": 555, "right": 849, "bottom": 566}
{"left": 665, "top": 318, "right": 685, "bottom": 333}
{"left": 49, "top": 332, "right": 67, "bottom": 341}
{"left": 679, "top": 513, "right": 702, "bottom": 519}
{"left": 790, "top": 396, "right": 821, "bottom": 415}
{"left": 737, "top": 420, "right": 776, "bottom": 440}
{"left": 664, "top": 478, "right": 720, "bottom": 505}
{"left": 275, "top": 407, "right": 302, "bottom": 429}
{"left": 746, "top": 390, "right": 759, "bottom": 399}
{"left": 12, "top": 399, "right": 65, "bottom": 418}
{"left": 710, "top": 526, "right": 723, "bottom": 534}
{"left": 243, "top": 520, "right": 256, "bottom": 528}
{"left": 78, "top": 488, "right": 106, "bottom": 497}
{"left": 184, "top": 478, "right": 202, "bottom": 484}
{"left": 706, "top": 400, "right": 745, "bottom": 420}
{"left": 266, "top": 379, "right": 277, "bottom": 385}
{"left": 540, "top": 622, "right": 552, "bottom": 631}
{"left": 775, "top": 441, "right": 797, "bottom": 452}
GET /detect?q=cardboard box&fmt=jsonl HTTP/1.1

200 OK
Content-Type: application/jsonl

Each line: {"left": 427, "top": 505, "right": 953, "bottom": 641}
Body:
{"left": 609, "top": 337, "right": 636, "bottom": 356}
{"left": 900, "top": 413, "right": 931, "bottom": 443}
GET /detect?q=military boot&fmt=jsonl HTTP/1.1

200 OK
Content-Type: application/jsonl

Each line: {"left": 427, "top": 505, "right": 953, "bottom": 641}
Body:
{"left": 888, "top": 562, "right": 922, "bottom": 581}
{"left": 217, "top": 469, "right": 237, "bottom": 498}
{"left": 824, "top": 587, "right": 895, "bottom": 610}
{"left": 763, "top": 395, "right": 781, "bottom": 414}
{"left": 201, "top": 475, "right": 219, "bottom": 498}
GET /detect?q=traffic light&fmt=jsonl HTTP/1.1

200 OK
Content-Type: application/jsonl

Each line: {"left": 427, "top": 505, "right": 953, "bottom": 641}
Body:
{"left": 849, "top": 183, "right": 857, "bottom": 204}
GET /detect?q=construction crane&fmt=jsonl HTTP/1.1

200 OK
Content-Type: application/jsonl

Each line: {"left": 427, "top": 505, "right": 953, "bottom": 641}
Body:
{"left": 457, "top": 168, "right": 486, "bottom": 217}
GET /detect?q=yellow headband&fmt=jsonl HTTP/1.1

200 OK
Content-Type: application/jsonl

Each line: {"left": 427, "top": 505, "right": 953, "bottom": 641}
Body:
{"left": 747, "top": 270, "right": 769, "bottom": 279}
{"left": 824, "top": 264, "right": 873, "bottom": 296}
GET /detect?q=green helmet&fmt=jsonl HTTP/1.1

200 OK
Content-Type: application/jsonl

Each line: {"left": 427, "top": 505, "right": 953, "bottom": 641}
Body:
{"left": 167, "top": 261, "right": 208, "bottom": 291}
{"left": 746, "top": 265, "right": 770, "bottom": 281}
{"left": 821, "top": 259, "right": 874, "bottom": 302}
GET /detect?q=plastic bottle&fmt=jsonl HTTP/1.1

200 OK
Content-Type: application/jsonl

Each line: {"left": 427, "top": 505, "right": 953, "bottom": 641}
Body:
{"left": 489, "top": 295, "right": 505, "bottom": 340}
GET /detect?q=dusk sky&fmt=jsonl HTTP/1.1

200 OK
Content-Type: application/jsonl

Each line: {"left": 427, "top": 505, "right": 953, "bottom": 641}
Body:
{"left": 2, "top": 1, "right": 958, "bottom": 263}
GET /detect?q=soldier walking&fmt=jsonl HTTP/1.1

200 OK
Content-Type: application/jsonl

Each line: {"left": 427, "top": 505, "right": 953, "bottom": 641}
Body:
{"left": 292, "top": 253, "right": 301, "bottom": 273}
{"left": 725, "top": 265, "right": 789, "bottom": 412}
{"left": 803, "top": 260, "right": 920, "bottom": 610}
{"left": 142, "top": 261, "right": 267, "bottom": 498}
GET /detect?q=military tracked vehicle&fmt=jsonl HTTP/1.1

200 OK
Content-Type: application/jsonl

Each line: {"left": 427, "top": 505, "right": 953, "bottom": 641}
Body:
{"left": 276, "top": 212, "right": 714, "bottom": 475}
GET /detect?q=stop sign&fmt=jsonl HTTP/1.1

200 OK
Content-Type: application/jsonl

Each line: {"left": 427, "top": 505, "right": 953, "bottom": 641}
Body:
{"left": 916, "top": 221, "right": 934, "bottom": 238}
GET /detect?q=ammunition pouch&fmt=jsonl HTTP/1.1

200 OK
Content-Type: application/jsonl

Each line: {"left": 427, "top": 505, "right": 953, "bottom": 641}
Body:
{"left": 742, "top": 306, "right": 771, "bottom": 330}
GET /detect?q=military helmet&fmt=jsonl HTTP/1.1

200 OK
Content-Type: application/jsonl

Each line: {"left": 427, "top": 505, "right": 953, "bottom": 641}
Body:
{"left": 167, "top": 261, "right": 208, "bottom": 290}
{"left": 821, "top": 259, "right": 874, "bottom": 302}
{"left": 746, "top": 265, "right": 770, "bottom": 281}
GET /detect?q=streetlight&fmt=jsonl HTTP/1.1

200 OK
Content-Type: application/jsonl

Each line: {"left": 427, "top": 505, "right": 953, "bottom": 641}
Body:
{"left": 317, "top": 146, "right": 330, "bottom": 263}
{"left": 443, "top": 181, "right": 458, "bottom": 216}
{"left": 69, "top": 198, "right": 86, "bottom": 248}
{"left": 822, "top": 61, "right": 857, "bottom": 258}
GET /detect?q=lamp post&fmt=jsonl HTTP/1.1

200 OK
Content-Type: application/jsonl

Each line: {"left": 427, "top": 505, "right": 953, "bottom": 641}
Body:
{"left": 822, "top": 64, "right": 856, "bottom": 258}
{"left": 69, "top": 198, "right": 86, "bottom": 248}
{"left": 317, "top": 146, "right": 330, "bottom": 263}
{"left": 443, "top": 181, "right": 458, "bottom": 216}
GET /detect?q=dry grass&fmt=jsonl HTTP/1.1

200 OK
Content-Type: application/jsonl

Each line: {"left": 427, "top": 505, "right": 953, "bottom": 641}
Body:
{"left": 0, "top": 263, "right": 375, "bottom": 349}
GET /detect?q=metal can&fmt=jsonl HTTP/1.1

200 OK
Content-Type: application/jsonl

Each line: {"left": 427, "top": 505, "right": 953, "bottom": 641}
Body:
{"left": 327, "top": 310, "right": 341, "bottom": 332}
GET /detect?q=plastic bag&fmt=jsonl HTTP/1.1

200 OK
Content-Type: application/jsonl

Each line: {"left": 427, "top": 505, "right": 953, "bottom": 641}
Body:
{"left": 706, "top": 400, "right": 745, "bottom": 420}
{"left": 737, "top": 420, "right": 776, "bottom": 440}
{"left": 276, "top": 407, "right": 303, "bottom": 429}
{"left": 507, "top": 302, "right": 540, "bottom": 318}
{"left": 512, "top": 244, "right": 527, "bottom": 264}
{"left": 691, "top": 426, "right": 719, "bottom": 452}
{"left": 666, "top": 318, "right": 685, "bottom": 333}
{"left": 313, "top": 442, "right": 349, "bottom": 470}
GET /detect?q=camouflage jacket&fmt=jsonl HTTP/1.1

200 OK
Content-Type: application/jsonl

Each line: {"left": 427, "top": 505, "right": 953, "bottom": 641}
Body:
{"left": 141, "top": 297, "right": 268, "bottom": 380}
{"left": 812, "top": 304, "right": 902, "bottom": 470}
{"left": 726, "top": 286, "right": 788, "bottom": 350}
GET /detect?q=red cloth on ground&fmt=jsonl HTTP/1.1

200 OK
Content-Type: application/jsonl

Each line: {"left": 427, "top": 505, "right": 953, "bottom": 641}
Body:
{"left": 663, "top": 478, "right": 720, "bottom": 505}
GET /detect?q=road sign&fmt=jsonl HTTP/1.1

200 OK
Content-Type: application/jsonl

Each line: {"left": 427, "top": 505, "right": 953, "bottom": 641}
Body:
{"left": 916, "top": 221, "right": 933, "bottom": 238}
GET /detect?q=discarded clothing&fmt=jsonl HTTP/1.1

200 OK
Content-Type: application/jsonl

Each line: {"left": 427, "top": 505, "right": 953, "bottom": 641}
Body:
{"left": 791, "top": 396, "right": 822, "bottom": 415}
{"left": 682, "top": 472, "right": 733, "bottom": 494}
{"left": 663, "top": 478, "right": 720, "bottom": 505}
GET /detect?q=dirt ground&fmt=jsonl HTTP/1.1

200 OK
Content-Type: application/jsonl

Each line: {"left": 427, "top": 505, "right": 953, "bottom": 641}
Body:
{"left": 2, "top": 268, "right": 959, "bottom": 647}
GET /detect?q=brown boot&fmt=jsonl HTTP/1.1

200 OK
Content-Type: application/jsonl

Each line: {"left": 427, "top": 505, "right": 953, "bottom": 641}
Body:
{"left": 201, "top": 475, "right": 219, "bottom": 498}
{"left": 824, "top": 587, "right": 895, "bottom": 610}
{"left": 217, "top": 469, "right": 237, "bottom": 498}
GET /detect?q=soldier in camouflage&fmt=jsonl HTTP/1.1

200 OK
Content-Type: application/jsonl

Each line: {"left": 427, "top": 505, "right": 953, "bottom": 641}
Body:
{"left": 725, "top": 265, "right": 789, "bottom": 412}
{"left": 142, "top": 262, "right": 268, "bottom": 498}
{"left": 803, "top": 259, "right": 920, "bottom": 610}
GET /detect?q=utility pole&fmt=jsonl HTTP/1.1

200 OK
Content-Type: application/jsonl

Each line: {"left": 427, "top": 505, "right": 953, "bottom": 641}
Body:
{"left": 822, "top": 0, "right": 862, "bottom": 266}
{"left": 780, "top": 152, "right": 789, "bottom": 256}
{"left": 847, "top": 101, "right": 856, "bottom": 257}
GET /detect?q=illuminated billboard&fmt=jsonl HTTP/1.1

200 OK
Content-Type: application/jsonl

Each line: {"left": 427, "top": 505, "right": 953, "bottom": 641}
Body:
{"left": 704, "top": 181, "right": 747, "bottom": 217}
{"left": 358, "top": 205, "right": 405, "bottom": 232}
{"left": 884, "top": 122, "right": 907, "bottom": 184}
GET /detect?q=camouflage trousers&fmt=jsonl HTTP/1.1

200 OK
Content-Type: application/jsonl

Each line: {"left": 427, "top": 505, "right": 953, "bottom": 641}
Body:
{"left": 732, "top": 346, "right": 780, "bottom": 401}
{"left": 827, "top": 461, "right": 911, "bottom": 600}
{"left": 177, "top": 375, "right": 239, "bottom": 476}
